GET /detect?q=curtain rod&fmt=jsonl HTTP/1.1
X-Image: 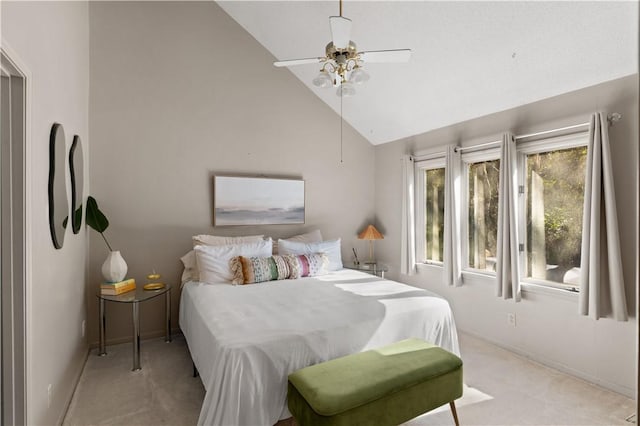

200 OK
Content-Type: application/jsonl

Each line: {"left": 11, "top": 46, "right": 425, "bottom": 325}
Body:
{"left": 413, "top": 151, "right": 446, "bottom": 162}
{"left": 454, "top": 112, "right": 622, "bottom": 153}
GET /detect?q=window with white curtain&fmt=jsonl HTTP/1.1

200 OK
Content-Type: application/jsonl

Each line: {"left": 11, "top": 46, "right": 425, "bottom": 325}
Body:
{"left": 415, "top": 158, "right": 446, "bottom": 264}
{"left": 517, "top": 133, "right": 589, "bottom": 290}
{"left": 414, "top": 131, "right": 589, "bottom": 293}
{"left": 461, "top": 149, "right": 500, "bottom": 274}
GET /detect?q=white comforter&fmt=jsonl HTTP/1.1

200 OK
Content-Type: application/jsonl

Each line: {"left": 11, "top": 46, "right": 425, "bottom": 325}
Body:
{"left": 179, "top": 269, "right": 459, "bottom": 426}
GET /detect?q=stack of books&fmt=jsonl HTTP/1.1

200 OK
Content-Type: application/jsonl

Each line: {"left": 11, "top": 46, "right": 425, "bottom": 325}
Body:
{"left": 100, "top": 278, "right": 136, "bottom": 295}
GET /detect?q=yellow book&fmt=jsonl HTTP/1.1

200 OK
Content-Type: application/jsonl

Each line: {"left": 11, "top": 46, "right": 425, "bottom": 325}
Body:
{"left": 100, "top": 278, "right": 135, "bottom": 289}
{"left": 101, "top": 282, "right": 136, "bottom": 295}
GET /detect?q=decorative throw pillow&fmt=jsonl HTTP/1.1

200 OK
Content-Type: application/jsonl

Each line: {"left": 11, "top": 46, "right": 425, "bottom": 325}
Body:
{"left": 192, "top": 234, "right": 264, "bottom": 247}
{"left": 230, "top": 255, "right": 292, "bottom": 285}
{"left": 272, "top": 229, "right": 323, "bottom": 255}
{"left": 278, "top": 238, "right": 343, "bottom": 271}
{"left": 284, "top": 253, "right": 329, "bottom": 279}
{"left": 194, "top": 239, "right": 273, "bottom": 284}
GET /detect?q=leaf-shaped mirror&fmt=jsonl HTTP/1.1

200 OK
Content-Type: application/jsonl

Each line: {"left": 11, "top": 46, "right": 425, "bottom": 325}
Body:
{"left": 69, "top": 135, "right": 84, "bottom": 234}
{"left": 48, "top": 122, "right": 68, "bottom": 249}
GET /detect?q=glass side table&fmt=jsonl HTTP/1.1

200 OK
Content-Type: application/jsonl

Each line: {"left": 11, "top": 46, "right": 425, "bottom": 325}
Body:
{"left": 344, "top": 263, "right": 389, "bottom": 278}
{"left": 97, "top": 284, "right": 171, "bottom": 371}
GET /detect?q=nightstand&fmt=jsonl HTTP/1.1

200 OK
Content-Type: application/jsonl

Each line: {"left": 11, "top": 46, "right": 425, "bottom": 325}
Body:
{"left": 97, "top": 284, "right": 171, "bottom": 371}
{"left": 344, "top": 263, "right": 388, "bottom": 278}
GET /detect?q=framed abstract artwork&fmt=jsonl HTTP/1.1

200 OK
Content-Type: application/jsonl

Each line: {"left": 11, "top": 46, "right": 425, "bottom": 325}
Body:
{"left": 213, "top": 176, "right": 305, "bottom": 226}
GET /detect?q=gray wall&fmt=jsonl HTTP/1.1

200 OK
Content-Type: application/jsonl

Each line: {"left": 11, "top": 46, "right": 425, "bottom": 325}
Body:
{"left": 88, "top": 2, "right": 375, "bottom": 345}
{"left": 2, "top": 2, "right": 90, "bottom": 424}
{"left": 374, "top": 74, "right": 638, "bottom": 396}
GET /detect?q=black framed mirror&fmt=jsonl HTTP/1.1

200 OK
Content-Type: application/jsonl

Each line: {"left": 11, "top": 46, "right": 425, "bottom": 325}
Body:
{"left": 69, "top": 135, "right": 84, "bottom": 234}
{"left": 48, "top": 122, "right": 68, "bottom": 249}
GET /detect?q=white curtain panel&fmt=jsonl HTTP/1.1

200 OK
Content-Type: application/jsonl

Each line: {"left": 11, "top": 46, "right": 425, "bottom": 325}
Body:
{"left": 496, "top": 133, "right": 521, "bottom": 301}
{"left": 579, "top": 113, "right": 628, "bottom": 321}
{"left": 400, "top": 155, "right": 416, "bottom": 275}
{"left": 443, "top": 146, "right": 462, "bottom": 286}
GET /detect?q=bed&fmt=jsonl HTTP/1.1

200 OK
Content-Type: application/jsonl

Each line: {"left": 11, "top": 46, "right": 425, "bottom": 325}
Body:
{"left": 179, "top": 268, "right": 460, "bottom": 426}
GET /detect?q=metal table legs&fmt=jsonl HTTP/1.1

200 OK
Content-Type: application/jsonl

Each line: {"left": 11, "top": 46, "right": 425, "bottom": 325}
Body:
{"left": 97, "top": 289, "right": 171, "bottom": 371}
{"left": 98, "top": 298, "right": 106, "bottom": 356}
{"left": 165, "top": 290, "right": 172, "bottom": 343}
{"left": 132, "top": 301, "right": 141, "bottom": 371}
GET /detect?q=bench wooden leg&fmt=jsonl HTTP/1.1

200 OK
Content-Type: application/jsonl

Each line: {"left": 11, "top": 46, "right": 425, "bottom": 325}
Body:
{"left": 449, "top": 401, "right": 460, "bottom": 426}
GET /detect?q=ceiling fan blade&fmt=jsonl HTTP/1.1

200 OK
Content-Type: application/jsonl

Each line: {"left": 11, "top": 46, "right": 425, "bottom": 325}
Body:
{"left": 273, "top": 57, "right": 323, "bottom": 67}
{"left": 330, "top": 16, "right": 352, "bottom": 49}
{"left": 359, "top": 49, "right": 412, "bottom": 63}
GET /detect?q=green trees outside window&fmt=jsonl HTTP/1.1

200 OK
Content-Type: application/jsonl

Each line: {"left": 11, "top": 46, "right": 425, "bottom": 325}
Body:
{"left": 468, "top": 160, "right": 500, "bottom": 271}
{"left": 525, "top": 146, "right": 587, "bottom": 285}
{"left": 424, "top": 168, "right": 445, "bottom": 262}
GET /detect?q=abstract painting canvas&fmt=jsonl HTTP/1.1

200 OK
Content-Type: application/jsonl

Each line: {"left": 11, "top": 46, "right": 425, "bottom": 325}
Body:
{"left": 213, "top": 176, "right": 305, "bottom": 226}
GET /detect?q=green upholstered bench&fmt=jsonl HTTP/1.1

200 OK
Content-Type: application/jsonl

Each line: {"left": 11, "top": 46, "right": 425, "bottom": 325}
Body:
{"left": 287, "top": 339, "right": 463, "bottom": 426}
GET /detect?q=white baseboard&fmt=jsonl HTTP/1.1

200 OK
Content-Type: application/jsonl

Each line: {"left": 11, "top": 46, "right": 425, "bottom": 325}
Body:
{"left": 58, "top": 346, "right": 90, "bottom": 425}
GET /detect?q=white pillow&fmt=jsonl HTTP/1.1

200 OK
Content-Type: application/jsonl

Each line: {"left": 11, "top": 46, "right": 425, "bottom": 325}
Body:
{"left": 180, "top": 250, "right": 198, "bottom": 287}
{"left": 194, "top": 239, "right": 273, "bottom": 284}
{"left": 192, "top": 234, "right": 264, "bottom": 247}
{"left": 273, "top": 229, "right": 323, "bottom": 254}
{"left": 181, "top": 235, "right": 265, "bottom": 284}
{"left": 278, "top": 238, "right": 343, "bottom": 271}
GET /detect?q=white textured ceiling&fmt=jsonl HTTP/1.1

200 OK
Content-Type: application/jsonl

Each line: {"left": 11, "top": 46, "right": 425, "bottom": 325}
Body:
{"left": 217, "top": 1, "right": 638, "bottom": 145}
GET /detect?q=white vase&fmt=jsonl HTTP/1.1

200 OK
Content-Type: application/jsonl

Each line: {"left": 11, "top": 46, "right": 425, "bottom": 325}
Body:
{"left": 102, "top": 250, "right": 128, "bottom": 283}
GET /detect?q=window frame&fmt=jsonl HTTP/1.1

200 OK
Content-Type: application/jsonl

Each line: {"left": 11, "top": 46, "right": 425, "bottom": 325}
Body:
{"left": 415, "top": 157, "right": 446, "bottom": 266}
{"left": 461, "top": 147, "right": 501, "bottom": 276}
{"left": 516, "top": 131, "right": 589, "bottom": 290}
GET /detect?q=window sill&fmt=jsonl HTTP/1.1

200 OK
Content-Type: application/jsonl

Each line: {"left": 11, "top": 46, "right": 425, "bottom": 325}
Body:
{"left": 415, "top": 262, "right": 443, "bottom": 270}
{"left": 462, "top": 269, "right": 495, "bottom": 279}
{"left": 521, "top": 282, "right": 579, "bottom": 302}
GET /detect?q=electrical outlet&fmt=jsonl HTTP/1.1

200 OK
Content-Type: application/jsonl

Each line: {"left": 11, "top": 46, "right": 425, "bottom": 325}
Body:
{"left": 81, "top": 320, "right": 86, "bottom": 338}
{"left": 507, "top": 313, "right": 516, "bottom": 327}
{"left": 47, "top": 384, "right": 52, "bottom": 408}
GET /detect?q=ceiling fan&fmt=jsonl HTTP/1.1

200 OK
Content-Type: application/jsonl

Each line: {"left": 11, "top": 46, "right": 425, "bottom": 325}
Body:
{"left": 273, "top": 0, "right": 412, "bottom": 97}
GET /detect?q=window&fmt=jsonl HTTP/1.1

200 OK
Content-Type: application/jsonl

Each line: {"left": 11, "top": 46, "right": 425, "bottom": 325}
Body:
{"left": 415, "top": 158, "right": 445, "bottom": 264}
{"left": 412, "top": 131, "right": 588, "bottom": 294}
{"left": 518, "top": 134, "right": 588, "bottom": 289}
{"left": 462, "top": 150, "right": 500, "bottom": 273}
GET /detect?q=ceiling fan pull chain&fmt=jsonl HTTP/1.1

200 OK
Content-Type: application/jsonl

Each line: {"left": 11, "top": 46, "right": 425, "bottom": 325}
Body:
{"left": 340, "top": 93, "right": 344, "bottom": 163}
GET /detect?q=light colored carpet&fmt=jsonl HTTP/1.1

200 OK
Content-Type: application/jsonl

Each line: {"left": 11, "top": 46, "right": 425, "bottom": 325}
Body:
{"left": 63, "top": 333, "right": 634, "bottom": 425}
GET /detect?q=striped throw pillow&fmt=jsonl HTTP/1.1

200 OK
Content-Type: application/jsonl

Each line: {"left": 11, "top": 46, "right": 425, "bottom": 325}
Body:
{"left": 285, "top": 253, "right": 329, "bottom": 279}
{"left": 231, "top": 255, "right": 291, "bottom": 285}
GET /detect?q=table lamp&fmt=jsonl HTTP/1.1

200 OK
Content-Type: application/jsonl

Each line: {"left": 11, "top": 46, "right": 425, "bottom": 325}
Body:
{"left": 358, "top": 224, "right": 384, "bottom": 264}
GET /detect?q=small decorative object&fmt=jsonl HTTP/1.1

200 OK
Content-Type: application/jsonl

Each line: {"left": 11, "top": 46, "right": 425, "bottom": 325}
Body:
{"left": 102, "top": 251, "right": 128, "bottom": 283}
{"left": 352, "top": 247, "right": 360, "bottom": 265}
{"left": 86, "top": 195, "right": 128, "bottom": 282}
{"left": 213, "top": 176, "right": 305, "bottom": 226}
{"left": 358, "top": 224, "right": 384, "bottom": 264}
{"left": 100, "top": 278, "right": 136, "bottom": 296}
{"left": 144, "top": 271, "right": 165, "bottom": 291}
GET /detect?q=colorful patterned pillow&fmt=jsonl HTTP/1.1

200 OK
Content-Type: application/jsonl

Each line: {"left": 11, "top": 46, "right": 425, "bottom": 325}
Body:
{"left": 230, "top": 255, "right": 292, "bottom": 285}
{"left": 284, "top": 253, "right": 329, "bottom": 279}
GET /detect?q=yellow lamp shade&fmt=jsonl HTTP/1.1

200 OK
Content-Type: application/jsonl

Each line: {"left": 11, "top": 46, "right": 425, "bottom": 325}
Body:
{"left": 358, "top": 224, "right": 383, "bottom": 240}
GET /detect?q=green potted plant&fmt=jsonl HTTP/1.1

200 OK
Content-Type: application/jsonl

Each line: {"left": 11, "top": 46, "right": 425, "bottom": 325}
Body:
{"left": 86, "top": 196, "right": 127, "bottom": 283}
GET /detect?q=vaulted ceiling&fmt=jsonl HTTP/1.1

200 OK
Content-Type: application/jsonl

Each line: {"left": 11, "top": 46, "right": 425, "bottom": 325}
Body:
{"left": 218, "top": 1, "right": 638, "bottom": 145}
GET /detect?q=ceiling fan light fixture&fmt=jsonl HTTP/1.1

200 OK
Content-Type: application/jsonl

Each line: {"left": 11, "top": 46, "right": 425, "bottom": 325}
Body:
{"left": 313, "top": 70, "right": 333, "bottom": 88}
{"left": 350, "top": 67, "right": 370, "bottom": 85}
{"left": 337, "top": 81, "right": 356, "bottom": 97}
{"left": 273, "top": 0, "right": 411, "bottom": 98}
